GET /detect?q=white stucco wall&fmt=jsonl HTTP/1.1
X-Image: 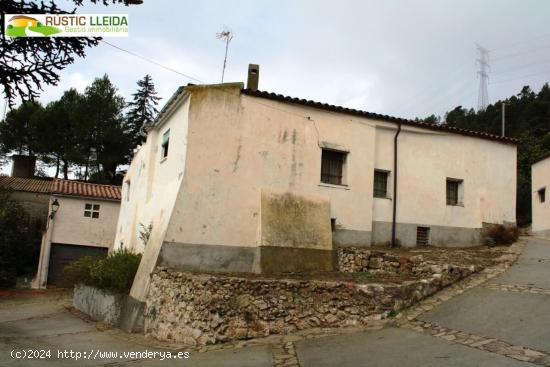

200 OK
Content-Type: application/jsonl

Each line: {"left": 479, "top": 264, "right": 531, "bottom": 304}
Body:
{"left": 113, "top": 93, "right": 191, "bottom": 301}
{"left": 116, "top": 83, "right": 517, "bottom": 300}
{"left": 51, "top": 196, "right": 120, "bottom": 248}
{"left": 532, "top": 156, "right": 550, "bottom": 235}
{"left": 166, "top": 86, "right": 515, "bottom": 251}
{"left": 372, "top": 123, "right": 516, "bottom": 228}
{"left": 163, "top": 85, "right": 377, "bottom": 249}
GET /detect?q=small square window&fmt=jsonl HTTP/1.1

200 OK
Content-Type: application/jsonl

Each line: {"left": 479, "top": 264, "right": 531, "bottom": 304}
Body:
{"left": 84, "top": 203, "right": 100, "bottom": 219}
{"left": 446, "top": 179, "right": 463, "bottom": 206}
{"left": 374, "top": 170, "right": 389, "bottom": 198}
{"left": 321, "top": 149, "right": 347, "bottom": 185}
{"left": 539, "top": 188, "right": 546, "bottom": 203}
{"left": 161, "top": 129, "right": 170, "bottom": 160}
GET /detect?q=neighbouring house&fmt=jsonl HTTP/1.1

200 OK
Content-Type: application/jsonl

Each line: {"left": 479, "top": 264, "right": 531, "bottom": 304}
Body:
{"left": 113, "top": 64, "right": 517, "bottom": 312}
{"left": 33, "top": 179, "right": 122, "bottom": 288}
{"left": 0, "top": 160, "right": 52, "bottom": 234}
{"left": 0, "top": 156, "right": 53, "bottom": 281}
{"left": 532, "top": 153, "right": 550, "bottom": 238}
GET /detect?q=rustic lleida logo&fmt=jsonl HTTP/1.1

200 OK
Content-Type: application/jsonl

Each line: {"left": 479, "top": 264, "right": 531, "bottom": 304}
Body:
{"left": 6, "top": 15, "right": 62, "bottom": 37}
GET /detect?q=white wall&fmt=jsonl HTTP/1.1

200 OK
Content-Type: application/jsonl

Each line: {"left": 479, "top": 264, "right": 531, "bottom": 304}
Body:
{"left": 164, "top": 85, "right": 376, "bottom": 249}
{"left": 51, "top": 196, "right": 120, "bottom": 248}
{"left": 532, "top": 157, "right": 550, "bottom": 234}
{"left": 117, "top": 83, "right": 517, "bottom": 300}
{"left": 114, "top": 93, "right": 191, "bottom": 301}
{"left": 372, "top": 123, "right": 517, "bottom": 228}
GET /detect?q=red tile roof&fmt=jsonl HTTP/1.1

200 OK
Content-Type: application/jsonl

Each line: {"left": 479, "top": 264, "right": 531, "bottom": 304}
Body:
{"left": 241, "top": 89, "right": 519, "bottom": 145}
{"left": 52, "top": 179, "right": 121, "bottom": 201}
{"left": 0, "top": 175, "right": 53, "bottom": 193}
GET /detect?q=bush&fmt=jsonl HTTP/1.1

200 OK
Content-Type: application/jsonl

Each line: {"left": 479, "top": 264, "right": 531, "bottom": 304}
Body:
{"left": 62, "top": 249, "right": 141, "bottom": 294}
{"left": 0, "top": 187, "right": 40, "bottom": 287}
{"left": 90, "top": 249, "right": 142, "bottom": 293}
{"left": 62, "top": 256, "right": 99, "bottom": 289}
{"left": 485, "top": 225, "right": 519, "bottom": 246}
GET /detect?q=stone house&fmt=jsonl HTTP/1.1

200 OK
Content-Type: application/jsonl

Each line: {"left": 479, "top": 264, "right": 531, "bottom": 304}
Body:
{"left": 113, "top": 65, "right": 517, "bottom": 309}
{"left": 532, "top": 153, "right": 550, "bottom": 238}
{"left": 33, "top": 179, "right": 121, "bottom": 288}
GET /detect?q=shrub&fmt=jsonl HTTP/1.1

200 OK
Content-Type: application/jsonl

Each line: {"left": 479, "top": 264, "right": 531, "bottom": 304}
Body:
{"left": 485, "top": 224, "right": 519, "bottom": 246}
{"left": 62, "top": 249, "right": 142, "bottom": 294}
{"left": 62, "top": 256, "right": 99, "bottom": 288}
{"left": 90, "top": 249, "right": 142, "bottom": 293}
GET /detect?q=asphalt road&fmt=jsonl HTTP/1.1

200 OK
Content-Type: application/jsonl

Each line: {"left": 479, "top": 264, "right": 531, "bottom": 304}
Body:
{"left": 1, "top": 237, "right": 549, "bottom": 366}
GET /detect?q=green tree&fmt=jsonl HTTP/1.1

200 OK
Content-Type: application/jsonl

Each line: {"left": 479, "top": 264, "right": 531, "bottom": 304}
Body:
{"left": 41, "top": 89, "right": 87, "bottom": 178}
{"left": 126, "top": 75, "right": 161, "bottom": 146}
{"left": 82, "top": 75, "right": 133, "bottom": 183}
{"left": 0, "top": 101, "right": 43, "bottom": 157}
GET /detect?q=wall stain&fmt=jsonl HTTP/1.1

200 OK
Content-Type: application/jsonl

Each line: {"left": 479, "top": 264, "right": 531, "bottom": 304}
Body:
{"left": 232, "top": 138, "right": 242, "bottom": 173}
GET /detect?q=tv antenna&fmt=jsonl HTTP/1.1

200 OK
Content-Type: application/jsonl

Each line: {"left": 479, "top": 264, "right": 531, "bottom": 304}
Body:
{"left": 217, "top": 27, "right": 234, "bottom": 83}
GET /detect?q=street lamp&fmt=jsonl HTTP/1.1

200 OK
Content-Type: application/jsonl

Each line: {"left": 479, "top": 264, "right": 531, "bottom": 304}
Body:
{"left": 50, "top": 199, "right": 60, "bottom": 219}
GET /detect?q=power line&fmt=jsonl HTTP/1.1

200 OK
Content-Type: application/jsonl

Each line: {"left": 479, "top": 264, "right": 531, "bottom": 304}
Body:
{"left": 492, "top": 58, "right": 550, "bottom": 75}
{"left": 490, "top": 32, "right": 550, "bottom": 53}
{"left": 490, "top": 69, "right": 550, "bottom": 85}
{"left": 491, "top": 44, "right": 550, "bottom": 62}
{"left": 100, "top": 40, "right": 205, "bottom": 84}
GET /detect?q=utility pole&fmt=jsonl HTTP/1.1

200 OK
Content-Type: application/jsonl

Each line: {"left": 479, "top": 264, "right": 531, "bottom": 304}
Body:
{"left": 216, "top": 27, "right": 233, "bottom": 83}
{"left": 501, "top": 102, "right": 506, "bottom": 137}
{"left": 476, "top": 44, "right": 490, "bottom": 111}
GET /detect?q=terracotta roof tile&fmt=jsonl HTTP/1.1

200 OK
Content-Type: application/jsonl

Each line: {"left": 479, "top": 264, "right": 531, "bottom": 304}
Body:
{"left": 241, "top": 89, "right": 519, "bottom": 145}
{"left": 0, "top": 176, "right": 53, "bottom": 193}
{"left": 52, "top": 179, "right": 121, "bottom": 201}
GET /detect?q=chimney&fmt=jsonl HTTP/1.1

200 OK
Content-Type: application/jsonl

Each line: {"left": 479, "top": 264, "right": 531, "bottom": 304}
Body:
{"left": 11, "top": 155, "right": 36, "bottom": 178}
{"left": 247, "top": 64, "right": 259, "bottom": 91}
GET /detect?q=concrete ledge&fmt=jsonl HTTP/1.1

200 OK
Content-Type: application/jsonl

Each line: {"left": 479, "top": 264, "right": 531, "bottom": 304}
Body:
{"left": 158, "top": 242, "right": 261, "bottom": 273}
{"left": 73, "top": 285, "right": 124, "bottom": 326}
{"left": 73, "top": 285, "right": 144, "bottom": 332}
{"left": 372, "top": 221, "right": 481, "bottom": 247}
{"left": 158, "top": 242, "right": 336, "bottom": 273}
{"left": 119, "top": 295, "right": 145, "bottom": 333}
{"left": 259, "top": 246, "right": 334, "bottom": 273}
{"left": 333, "top": 229, "right": 371, "bottom": 247}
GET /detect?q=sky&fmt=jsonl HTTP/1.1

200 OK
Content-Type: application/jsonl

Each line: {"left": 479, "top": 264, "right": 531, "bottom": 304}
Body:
{"left": 3, "top": 0, "right": 550, "bottom": 172}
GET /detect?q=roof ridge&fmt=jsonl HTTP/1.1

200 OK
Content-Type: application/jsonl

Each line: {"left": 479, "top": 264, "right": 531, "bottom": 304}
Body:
{"left": 241, "top": 88, "right": 518, "bottom": 145}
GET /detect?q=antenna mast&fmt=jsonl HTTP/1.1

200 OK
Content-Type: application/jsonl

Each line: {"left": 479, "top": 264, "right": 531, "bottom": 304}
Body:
{"left": 217, "top": 27, "right": 234, "bottom": 83}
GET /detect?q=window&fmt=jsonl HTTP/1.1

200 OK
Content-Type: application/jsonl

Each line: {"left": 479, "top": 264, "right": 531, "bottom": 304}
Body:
{"left": 416, "top": 226, "right": 430, "bottom": 246}
{"left": 125, "top": 180, "right": 131, "bottom": 202}
{"left": 446, "top": 178, "right": 463, "bottom": 206}
{"left": 330, "top": 218, "right": 336, "bottom": 232}
{"left": 321, "top": 149, "right": 347, "bottom": 185}
{"left": 374, "top": 170, "right": 389, "bottom": 198}
{"left": 161, "top": 129, "right": 170, "bottom": 160}
{"left": 84, "top": 203, "right": 100, "bottom": 219}
{"left": 539, "top": 187, "right": 546, "bottom": 203}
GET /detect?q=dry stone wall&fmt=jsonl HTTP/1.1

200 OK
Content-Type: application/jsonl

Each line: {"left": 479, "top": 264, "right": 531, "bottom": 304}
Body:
{"left": 144, "top": 261, "right": 476, "bottom": 346}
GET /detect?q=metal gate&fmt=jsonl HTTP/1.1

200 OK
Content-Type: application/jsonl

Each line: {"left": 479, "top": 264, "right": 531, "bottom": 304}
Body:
{"left": 47, "top": 243, "right": 107, "bottom": 286}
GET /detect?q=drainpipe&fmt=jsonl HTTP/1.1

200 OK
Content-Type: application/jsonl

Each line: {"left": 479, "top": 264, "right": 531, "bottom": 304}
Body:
{"left": 391, "top": 123, "right": 402, "bottom": 247}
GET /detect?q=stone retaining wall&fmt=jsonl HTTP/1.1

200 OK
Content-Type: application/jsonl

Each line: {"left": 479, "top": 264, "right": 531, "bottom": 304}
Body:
{"left": 144, "top": 264, "right": 476, "bottom": 346}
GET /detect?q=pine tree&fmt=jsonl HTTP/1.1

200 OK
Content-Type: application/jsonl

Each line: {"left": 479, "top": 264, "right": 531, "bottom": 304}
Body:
{"left": 126, "top": 75, "right": 161, "bottom": 146}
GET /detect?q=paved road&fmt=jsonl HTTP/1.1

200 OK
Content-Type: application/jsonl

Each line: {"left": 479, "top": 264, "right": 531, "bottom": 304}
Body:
{"left": 1, "top": 237, "right": 549, "bottom": 366}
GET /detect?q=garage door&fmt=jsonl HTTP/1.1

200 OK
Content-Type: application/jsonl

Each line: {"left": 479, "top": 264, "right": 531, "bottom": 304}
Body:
{"left": 47, "top": 243, "right": 108, "bottom": 286}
